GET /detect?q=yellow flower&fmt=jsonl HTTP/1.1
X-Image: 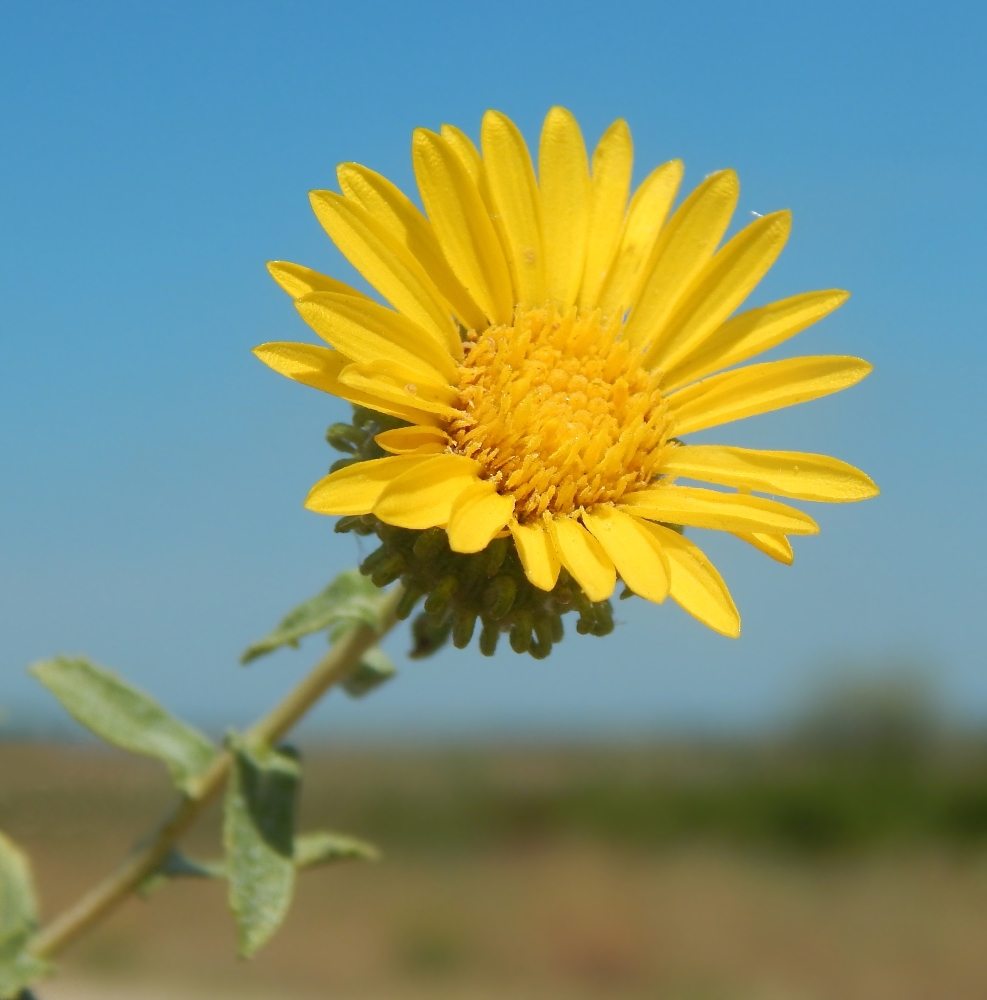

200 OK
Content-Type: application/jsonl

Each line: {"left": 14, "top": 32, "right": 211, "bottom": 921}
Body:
{"left": 255, "top": 108, "right": 877, "bottom": 640}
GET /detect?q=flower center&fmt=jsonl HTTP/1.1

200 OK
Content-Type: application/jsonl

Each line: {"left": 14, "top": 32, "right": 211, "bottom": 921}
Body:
{"left": 449, "top": 305, "right": 672, "bottom": 523}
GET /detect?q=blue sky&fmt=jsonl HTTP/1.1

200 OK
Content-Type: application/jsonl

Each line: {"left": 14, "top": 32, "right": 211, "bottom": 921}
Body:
{"left": 1, "top": 0, "right": 984, "bottom": 738}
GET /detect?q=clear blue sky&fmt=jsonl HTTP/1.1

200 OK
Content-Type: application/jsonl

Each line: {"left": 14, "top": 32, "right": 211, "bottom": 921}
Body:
{"left": 1, "top": 0, "right": 984, "bottom": 738}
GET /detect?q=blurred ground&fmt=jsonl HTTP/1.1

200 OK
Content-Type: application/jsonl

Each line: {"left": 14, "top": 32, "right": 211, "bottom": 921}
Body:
{"left": 5, "top": 735, "right": 987, "bottom": 1000}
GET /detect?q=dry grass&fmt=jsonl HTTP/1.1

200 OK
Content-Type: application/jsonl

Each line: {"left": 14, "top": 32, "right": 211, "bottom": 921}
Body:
{"left": 5, "top": 742, "right": 987, "bottom": 1000}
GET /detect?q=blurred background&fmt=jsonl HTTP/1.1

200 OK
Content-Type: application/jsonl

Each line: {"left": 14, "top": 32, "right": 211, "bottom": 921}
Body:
{"left": 2, "top": 1, "right": 986, "bottom": 998}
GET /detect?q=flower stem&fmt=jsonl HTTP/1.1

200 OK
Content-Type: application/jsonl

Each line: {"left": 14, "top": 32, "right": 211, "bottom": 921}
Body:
{"left": 26, "top": 584, "right": 405, "bottom": 963}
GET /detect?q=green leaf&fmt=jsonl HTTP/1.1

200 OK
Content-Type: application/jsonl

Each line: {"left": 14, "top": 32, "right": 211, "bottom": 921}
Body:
{"left": 241, "top": 570, "right": 390, "bottom": 664}
{"left": 294, "top": 831, "right": 380, "bottom": 868}
{"left": 0, "top": 831, "right": 49, "bottom": 998}
{"left": 0, "top": 832, "right": 37, "bottom": 952}
{"left": 223, "top": 738, "right": 300, "bottom": 958}
{"left": 137, "top": 849, "right": 226, "bottom": 898}
{"left": 29, "top": 657, "right": 216, "bottom": 795}
{"left": 342, "top": 644, "right": 396, "bottom": 699}
{"left": 0, "top": 946, "right": 48, "bottom": 1000}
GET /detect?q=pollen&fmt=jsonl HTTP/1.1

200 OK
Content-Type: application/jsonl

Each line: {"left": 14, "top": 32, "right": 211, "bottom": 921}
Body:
{"left": 449, "top": 305, "right": 673, "bottom": 523}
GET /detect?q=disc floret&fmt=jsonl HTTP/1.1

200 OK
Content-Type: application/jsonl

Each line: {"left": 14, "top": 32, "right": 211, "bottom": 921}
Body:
{"left": 451, "top": 305, "right": 673, "bottom": 522}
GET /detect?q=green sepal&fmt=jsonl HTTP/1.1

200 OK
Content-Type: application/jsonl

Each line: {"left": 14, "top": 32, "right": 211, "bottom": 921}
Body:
{"left": 294, "top": 831, "right": 380, "bottom": 868}
{"left": 241, "top": 570, "right": 390, "bottom": 664}
{"left": 223, "top": 737, "right": 299, "bottom": 958}
{"left": 0, "top": 832, "right": 50, "bottom": 999}
{"left": 28, "top": 657, "right": 216, "bottom": 795}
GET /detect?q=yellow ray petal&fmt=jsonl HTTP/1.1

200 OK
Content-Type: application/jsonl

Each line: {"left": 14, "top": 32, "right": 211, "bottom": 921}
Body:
{"left": 646, "top": 523, "right": 741, "bottom": 637}
{"left": 252, "top": 342, "right": 438, "bottom": 424}
{"left": 337, "top": 162, "right": 487, "bottom": 335}
{"left": 305, "top": 455, "right": 429, "bottom": 515}
{"left": 548, "top": 516, "right": 616, "bottom": 602}
{"left": 668, "top": 355, "right": 873, "bottom": 436}
{"left": 295, "top": 291, "right": 457, "bottom": 383}
{"left": 481, "top": 110, "right": 545, "bottom": 306}
{"left": 620, "top": 485, "right": 819, "bottom": 535}
{"left": 661, "top": 445, "right": 879, "bottom": 502}
{"left": 266, "top": 261, "right": 362, "bottom": 299}
{"left": 663, "top": 290, "right": 850, "bottom": 391}
{"left": 447, "top": 480, "right": 516, "bottom": 553}
{"left": 645, "top": 210, "right": 792, "bottom": 371}
{"left": 440, "top": 124, "right": 483, "bottom": 182}
{"left": 375, "top": 425, "right": 450, "bottom": 455}
{"left": 579, "top": 119, "right": 633, "bottom": 310}
{"left": 339, "top": 360, "right": 460, "bottom": 420}
{"left": 732, "top": 531, "right": 794, "bottom": 565}
{"left": 412, "top": 128, "right": 514, "bottom": 326}
{"left": 308, "top": 190, "right": 460, "bottom": 350}
{"left": 509, "top": 519, "right": 561, "bottom": 591}
{"left": 597, "top": 159, "right": 684, "bottom": 319}
{"left": 582, "top": 506, "right": 670, "bottom": 604}
{"left": 539, "top": 106, "right": 590, "bottom": 310}
{"left": 624, "top": 170, "right": 739, "bottom": 350}
{"left": 373, "top": 454, "right": 481, "bottom": 529}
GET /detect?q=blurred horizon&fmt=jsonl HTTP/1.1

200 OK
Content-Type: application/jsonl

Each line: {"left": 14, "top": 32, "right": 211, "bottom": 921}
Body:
{"left": 2, "top": 0, "right": 986, "bottom": 738}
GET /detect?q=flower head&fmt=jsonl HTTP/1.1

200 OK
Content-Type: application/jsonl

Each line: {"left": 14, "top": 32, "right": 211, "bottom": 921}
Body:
{"left": 256, "top": 108, "right": 877, "bottom": 653}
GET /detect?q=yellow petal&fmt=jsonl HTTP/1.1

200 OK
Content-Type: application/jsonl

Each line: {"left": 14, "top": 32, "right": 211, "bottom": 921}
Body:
{"left": 661, "top": 445, "right": 879, "bottom": 502}
{"left": 295, "top": 291, "right": 457, "bottom": 383}
{"left": 440, "top": 124, "right": 483, "bottom": 182}
{"left": 581, "top": 506, "right": 670, "bottom": 604}
{"left": 732, "top": 531, "right": 794, "bottom": 565}
{"left": 308, "top": 190, "right": 460, "bottom": 350}
{"left": 597, "top": 159, "right": 684, "bottom": 319}
{"left": 481, "top": 110, "right": 545, "bottom": 306}
{"left": 668, "top": 355, "right": 873, "bottom": 435}
{"left": 620, "top": 485, "right": 819, "bottom": 535}
{"left": 447, "top": 480, "right": 516, "bottom": 553}
{"left": 539, "top": 106, "right": 590, "bottom": 311}
{"left": 412, "top": 128, "right": 514, "bottom": 326}
{"left": 646, "top": 523, "right": 741, "bottom": 637}
{"left": 579, "top": 119, "right": 633, "bottom": 310}
{"left": 548, "top": 516, "right": 616, "bottom": 602}
{"left": 373, "top": 454, "right": 481, "bottom": 529}
{"left": 252, "top": 342, "right": 437, "bottom": 425}
{"left": 337, "top": 162, "right": 487, "bottom": 335}
{"left": 266, "top": 261, "right": 362, "bottom": 299}
{"left": 624, "top": 170, "right": 739, "bottom": 350}
{"left": 339, "top": 360, "right": 461, "bottom": 420}
{"left": 305, "top": 455, "right": 429, "bottom": 515}
{"left": 509, "top": 519, "right": 561, "bottom": 591}
{"left": 664, "top": 290, "right": 850, "bottom": 391}
{"left": 375, "top": 425, "right": 450, "bottom": 455}
{"left": 645, "top": 210, "right": 792, "bottom": 371}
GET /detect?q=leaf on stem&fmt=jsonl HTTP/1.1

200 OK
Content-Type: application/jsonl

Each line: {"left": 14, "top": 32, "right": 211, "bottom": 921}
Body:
{"left": 294, "top": 831, "right": 380, "bottom": 868}
{"left": 0, "top": 831, "right": 49, "bottom": 998}
{"left": 28, "top": 657, "right": 216, "bottom": 795}
{"left": 241, "top": 569, "right": 391, "bottom": 664}
{"left": 137, "top": 850, "right": 225, "bottom": 898}
{"left": 333, "top": 629, "right": 396, "bottom": 698}
{"left": 223, "top": 738, "right": 300, "bottom": 958}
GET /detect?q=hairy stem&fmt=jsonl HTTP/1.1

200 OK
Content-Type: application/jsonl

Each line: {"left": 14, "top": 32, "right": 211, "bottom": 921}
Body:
{"left": 26, "top": 584, "right": 404, "bottom": 963}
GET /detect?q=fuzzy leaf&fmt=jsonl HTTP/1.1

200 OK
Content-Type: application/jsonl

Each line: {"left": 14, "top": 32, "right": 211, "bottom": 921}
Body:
{"left": 29, "top": 657, "right": 216, "bottom": 795}
{"left": 0, "top": 831, "right": 48, "bottom": 998}
{"left": 0, "top": 946, "right": 48, "bottom": 1000}
{"left": 241, "top": 570, "right": 390, "bottom": 664}
{"left": 0, "top": 833, "right": 37, "bottom": 951}
{"left": 224, "top": 739, "right": 299, "bottom": 958}
{"left": 334, "top": 629, "right": 396, "bottom": 698}
{"left": 138, "top": 849, "right": 226, "bottom": 897}
{"left": 294, "top": 831, "right": 380, "bottom": 868}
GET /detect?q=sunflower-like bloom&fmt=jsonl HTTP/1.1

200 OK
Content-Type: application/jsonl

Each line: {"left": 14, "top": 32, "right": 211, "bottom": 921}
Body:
{"left": 256, "top": 108, "right": 877, "bottom": 641}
